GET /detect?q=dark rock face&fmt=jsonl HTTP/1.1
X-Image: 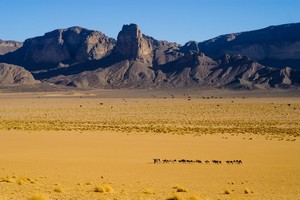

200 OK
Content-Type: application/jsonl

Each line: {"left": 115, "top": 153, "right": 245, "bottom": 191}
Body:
{"left": 0, "top": 27, "right": 116, "bottom": 71}
{"left": 0, "top": 40, "right": 22, "bottom": 55}
{"left": 180, "top": 41, "right": 200, "bottom": 53}
{"left": 113, "top": 24, "right": 183, "bottom": 66}
{"left": 199, "top": 23, "right": 300, "bottom": 70}
{"left": 150, "top": 38, "right": 183, "bottom": 66}
{"left": 154, "top": 53, "right": 299, "bottom": 89}
{"left": 0, "top": 63, "right": 39, "bottom": 85}
{"left": 113, "top": 24, "right": 153, "bottom": 64}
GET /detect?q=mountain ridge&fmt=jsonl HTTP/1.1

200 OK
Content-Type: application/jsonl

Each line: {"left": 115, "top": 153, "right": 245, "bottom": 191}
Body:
{"left": 198, "top": 22, "right": 300, "bottom": 70}
{"left": 0, "top": 22, "right": 299, "bottom": 89}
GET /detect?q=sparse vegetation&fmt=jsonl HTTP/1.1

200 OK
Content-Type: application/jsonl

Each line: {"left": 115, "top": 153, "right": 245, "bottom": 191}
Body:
{"left": 174, "top": 186, "right": 189, "bottom": 193}
{"left": 0, "top": 176, "right": 15, "bottom": 183}
{"left": 54, "top": 186, "right": 64, "bottom": 193}
{"left": 244, "top": 188, "right": 250, "bottom": 194}
{"left": 28, "top": 193, "right": 47, "bottom": 200}
{"left": 244, "top": 188, "right": 253, "bottom": 194}
{"left": 0, "top": 98, "right": 298, "bottom": 138}
{"left": 224, "top": 189, "right": 231, "bottom": 194}
{"left": 94, "top": 185, "right": 114, "bottom": 193}
{"left": 0, "top": 175, "right": 36, "bottom": 186}
{"left": 142, "top": 188, "right": 155, "bottom": 194}
{"left": 0, "top": 96, "right": 299, "bottom": 199}
{"left": 17, "top": 179, "right": 25, "bottom": 185}
{"left": 166, "top": 194, "right": 184, "bottom": 200}
{"left": 188, "top": 195, "right": 200, "bottom": 200}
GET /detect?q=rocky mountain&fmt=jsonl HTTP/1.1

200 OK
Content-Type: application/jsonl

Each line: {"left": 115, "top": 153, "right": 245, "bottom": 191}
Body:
{"left": 0, "top": 63, "right": 39, "bottom": 85}
{"left": 47, "top": 52, "right": 299, "bottom": 89}
{"left": 25, "top": 24, "right": 183, "bottom": 80}
{"left": 0, "top": 27, "right": 116, "bottom": 71}
{"left": 0, "top": 40, "right": 22, "bottom": 55}
{"left": 0, "top": 23, "right": 299, "bottom": 89}
{"left": 198, "top": 23, "right": 300, "bottom": 70}
{"left": 113, "top": 24, "right": 183, "bottom": 66}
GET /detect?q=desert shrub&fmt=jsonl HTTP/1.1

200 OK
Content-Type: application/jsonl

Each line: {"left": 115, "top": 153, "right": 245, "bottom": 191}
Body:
{"left": 142, "top": 188, "right": 155, "bottom": 194}
{"left": 86, "top": 181, "right": 92, "bottom": 185}
{"left": 224, "top": 189, "right": 231, "bottom": 194}
{"left": 28, "top": 193, "right": 47, "bottom": 200}
{"left": 17, "top": 179, "right": 25, "bottom": 185}
{"left": 174, "top": 186, "right": 189, "bottom": 193}
{"left": 94, "top": 185, "right": 114, "bottom": 193}
{"left": 1, "top": 177, "right": 15, "bottom": 183}
{"left": 188, "top": 195, "right": 201, "bottom": 200}
{"left": 244, "top": 188, "right": 250, "bottom": 194}
{"left": 166, "top": 194, "right": 184, "bottom": 200}
{"left": 54, "top": 187, "right": 64, "bottom": 193}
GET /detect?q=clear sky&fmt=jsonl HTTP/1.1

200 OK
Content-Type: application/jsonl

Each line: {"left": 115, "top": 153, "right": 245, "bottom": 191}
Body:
{"left": 0, "top": 0, "right": 299, "bottom": 44}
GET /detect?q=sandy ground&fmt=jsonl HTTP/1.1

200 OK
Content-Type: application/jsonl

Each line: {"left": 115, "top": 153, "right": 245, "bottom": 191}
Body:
{"left": 0, "top": 90, "right": 299, "bottom": 200}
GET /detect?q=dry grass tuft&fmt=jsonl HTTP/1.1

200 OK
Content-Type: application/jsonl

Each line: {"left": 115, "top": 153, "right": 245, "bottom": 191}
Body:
{"left": 17, "top": 177, "right": 36, "bottom": 185}
{"left": 28, "top": 193, "right": 47, "bottom": 200}
{"left": 94, "top": 185, "right": 114, "bottom": 193}
{"left": 188, "top": 195, "right": 201, "bottom": 200}
{"left": 0, "top": 176, "right": 15, "bottom": 183}
{"left": 166, "top": 194, "right": 184, "bottom": 200}
{"left": 1, "top": 97, "right": 299, "bottom": 137}
{"left": 86, "top": 181, "right": 92, "bottom": 185}
{"left": 142, "top": 188, "right": 155, "bottom": 194}
{"left": 244, "top": 188, "right": 250, "bottom": 194}
{"left": 54, "top": 187, "right": 64, "bottom": 193}
{"left": 174, "top": 186, "right": 189, "bottom": 193}
{"left": 17, "top": 179, "right": 25, "bottom": 185}
{"left": 224, "top": 189, "right": 231, "bottom": 195}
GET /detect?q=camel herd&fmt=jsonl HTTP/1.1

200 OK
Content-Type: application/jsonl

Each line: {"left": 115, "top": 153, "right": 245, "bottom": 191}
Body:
{"left": 153, "top": 159, "right": 242, "bottom": 165}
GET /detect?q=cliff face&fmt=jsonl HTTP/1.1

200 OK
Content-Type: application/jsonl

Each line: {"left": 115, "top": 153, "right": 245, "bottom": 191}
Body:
{"left": 113, "top": 24, "right": 153, "bottom": 64}
{"left": 113, "top": 24, "right": 183, "bottom": 66}
{"left": 0, "top": 40, "right": 22, "bottom": 55}
{"left": 0, "top": 63, "right": 39, "bottom": 85}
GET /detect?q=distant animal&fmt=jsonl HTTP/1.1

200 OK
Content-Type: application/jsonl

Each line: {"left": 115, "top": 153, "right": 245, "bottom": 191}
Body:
{"left": 212, "top": 160, "right": 222, "bottom": 164}
{"left": 153, "top": 158, "right": 242, "bottom": 165}
{"left": 225, "top": 160, "right": 243, "bottom": 165}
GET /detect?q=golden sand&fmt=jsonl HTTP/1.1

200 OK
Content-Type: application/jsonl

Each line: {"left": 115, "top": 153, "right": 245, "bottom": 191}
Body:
{"left": 0, "top": 91, "right": 299, "bottom": 199}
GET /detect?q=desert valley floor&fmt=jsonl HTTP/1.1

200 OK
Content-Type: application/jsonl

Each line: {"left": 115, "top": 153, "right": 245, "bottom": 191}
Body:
{"left": 0, "top": 89, "right": 299, "bottom": 200}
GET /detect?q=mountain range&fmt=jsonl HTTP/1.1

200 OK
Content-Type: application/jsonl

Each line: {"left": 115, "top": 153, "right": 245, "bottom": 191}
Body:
{"left": 0, "top": 23, "right": 299, "bottom": 89}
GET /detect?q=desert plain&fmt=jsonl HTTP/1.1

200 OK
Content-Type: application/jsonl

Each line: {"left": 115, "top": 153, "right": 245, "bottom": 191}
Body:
{"left": 0, "top": 88, "right": 299, "bottom": 200}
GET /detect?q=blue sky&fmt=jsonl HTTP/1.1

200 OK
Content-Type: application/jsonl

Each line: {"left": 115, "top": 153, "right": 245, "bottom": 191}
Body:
{"left": 0, "top": 0, "right": 299, "bottom": 44}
